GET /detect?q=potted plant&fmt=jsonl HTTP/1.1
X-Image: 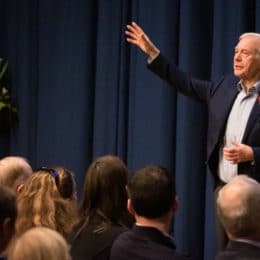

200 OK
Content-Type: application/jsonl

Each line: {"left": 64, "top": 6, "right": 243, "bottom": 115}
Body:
{"left": 0, "top": 58, "right": 18, "bottom": 133}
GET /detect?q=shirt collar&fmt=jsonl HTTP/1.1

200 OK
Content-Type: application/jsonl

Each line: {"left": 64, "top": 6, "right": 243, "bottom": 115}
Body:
{"left": 237, "top": 80, "right": 260, "bottom": 95}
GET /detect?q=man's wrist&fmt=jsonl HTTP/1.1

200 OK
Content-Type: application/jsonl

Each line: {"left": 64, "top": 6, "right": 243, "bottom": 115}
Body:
{"left": 148, "top": 50, "right": 160, "bottom": 64}
{"left": 148, "top": 48, "right": 160, "bottom": 60}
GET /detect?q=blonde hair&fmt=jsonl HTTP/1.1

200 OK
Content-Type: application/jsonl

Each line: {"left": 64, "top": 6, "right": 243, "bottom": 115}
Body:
{"left": 0, "top": 156, "right": 33, "bottom": 190}
{"left": 8, "top": 227, "right": 71, "bottom": 260}
{"left": 15, "top": 169, "right": 78, "bottom": 238}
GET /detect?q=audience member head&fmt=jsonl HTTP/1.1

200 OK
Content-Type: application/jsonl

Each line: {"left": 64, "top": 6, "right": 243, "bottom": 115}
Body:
{"left": 52, "top": 166, "right": 77, "bottom": 201}
{"left": 127, "top": 165, "right": 177, "bottom": 222}
{"left": 8, "top": 227, "right": 71, "bottom": 260}
{"left": 0, "top": 185, "right": 17, "bottom": 254}
{"left": 217, "top": 175, "right": 260, "bottom": 241}
{"left": 15, "top": 167, "right": 78, "bottom": 238}
{"left": 78, "top": 155, "right": 131, "bottom": 233}
{"left": 0, "top": 156, "right": 33, "bottom": 193}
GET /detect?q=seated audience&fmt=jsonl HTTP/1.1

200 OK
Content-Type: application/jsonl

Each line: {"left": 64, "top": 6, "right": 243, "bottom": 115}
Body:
{"left": 8, "top": 227, "right": 71, "bottom": 260}
{"left": 0, "top": 156, "right": 33, "bottom": 193}
{"left": 15, "top": 166, "right": 78, "bottom": 238}
{"left": 216, "top": 175, "right": 260, "bottom": 259}
{"left": 110, "top": 165, "right": 189, "bottom": 260}
{"left": 0, "top": 185, "right": 17, "bottom": 260}
{"left": 69, "top": 155, "right": 133, "bottom": 260}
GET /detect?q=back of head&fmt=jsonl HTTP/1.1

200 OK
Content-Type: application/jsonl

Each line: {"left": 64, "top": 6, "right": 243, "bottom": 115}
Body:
{"left": 0, "top": 156, "right": 33, "bottom": 192}
{"left": 8, "top": 227, "right": 71, "bottom": 260}
{"left": 80, "top": 155, "right": 128, "bottom": 222}
{"left": 52, "top": 166, "right": 77, "bottom": 201}
{"left": 0, "top": 185, "right": 17, "bottom": 253}
{"left": 217, "top": 175, "right": 260, "bottom": 239}
{"left": 128, "top": 165, "right": 176, "bottom": 219}
{"left": 16, "top": 168, "right": 77, "bottom": 238}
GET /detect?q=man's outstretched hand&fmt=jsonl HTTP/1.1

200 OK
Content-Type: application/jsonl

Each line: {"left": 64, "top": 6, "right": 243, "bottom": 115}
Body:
{"left": 125, "top": 22, "right": 160, "bottom": 59}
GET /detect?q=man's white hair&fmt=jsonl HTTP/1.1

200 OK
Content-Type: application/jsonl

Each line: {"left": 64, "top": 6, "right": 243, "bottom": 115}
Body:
{"left": 239, "top": 32, "right": 260, "bottom": 56}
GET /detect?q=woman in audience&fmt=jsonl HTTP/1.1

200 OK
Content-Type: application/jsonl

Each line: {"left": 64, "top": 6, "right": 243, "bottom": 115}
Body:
{"left": 15, "top": 166, "right": 78, "bottom": 238}
{"left": 8, "top": 227, "right": 71, "bottom": 260}
{"left": 69, "top": 155, "right": 133, "bottom": 260}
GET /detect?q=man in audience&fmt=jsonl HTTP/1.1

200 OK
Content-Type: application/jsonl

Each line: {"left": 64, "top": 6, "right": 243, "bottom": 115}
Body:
{"left": 0, "top": 156, "right": 33, "bottom": 193}
{"left": 110, "top": 165, "right": 189, "bottom": 259}
{"left": 0, "top": 185, "right": 17, "bottom": 259}
{"left": 216, "top": 175, "right": 260, "bottom": 259}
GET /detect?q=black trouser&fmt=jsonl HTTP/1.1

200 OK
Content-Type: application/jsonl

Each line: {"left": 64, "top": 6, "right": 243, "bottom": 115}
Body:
{"left": 214, "top": 182, "right": 229, "bottom": 251}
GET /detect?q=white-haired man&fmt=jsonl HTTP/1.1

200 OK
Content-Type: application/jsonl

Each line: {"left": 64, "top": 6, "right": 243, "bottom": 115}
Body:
{"left": 125, "top": 23, "right": 260, "bottom": 249}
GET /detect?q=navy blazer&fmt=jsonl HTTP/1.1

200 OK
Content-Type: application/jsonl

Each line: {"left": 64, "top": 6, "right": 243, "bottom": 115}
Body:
{"left": 215, "top": 240, "right": 260, "bottom": 259}
{"left": 110, "top": 225, "right": 189, "bottom": 260}
{"left": 148, "top": 54, "right": 260, "bottom": 187}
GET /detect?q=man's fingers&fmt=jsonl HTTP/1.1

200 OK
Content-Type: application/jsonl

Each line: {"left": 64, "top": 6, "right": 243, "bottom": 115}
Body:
{"left": 126, "top": 38, "right": 137, "bottom": 44}
{"left": 125, "top": 30, "right": 137, "bottom": 40}
{"left": 126, "top": 25, "right": 139, "bottom": 36}
{"left": 131, "top": 22, "right": 143, "bottom": 34}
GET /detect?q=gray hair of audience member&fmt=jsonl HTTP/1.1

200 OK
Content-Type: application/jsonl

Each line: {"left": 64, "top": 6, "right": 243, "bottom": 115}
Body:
{"left": 217, "top": 175, "right": 260, "bottom": 239}
{"left": 0, "top": 156, "right": 33, "bottom": 193}
{"left": 0, "top": 185, "right": 17, "bottom": 253}
{"left": 8, "top": 227, "right": 71, "bottom": 260}
{"left": 128, "top": 165, "right": 176, "bottom": 219}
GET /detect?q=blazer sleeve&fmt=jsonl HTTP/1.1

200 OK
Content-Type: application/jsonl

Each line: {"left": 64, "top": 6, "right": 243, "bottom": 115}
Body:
{"left": 147, "top": 53, "right": 214, "bottom": 104}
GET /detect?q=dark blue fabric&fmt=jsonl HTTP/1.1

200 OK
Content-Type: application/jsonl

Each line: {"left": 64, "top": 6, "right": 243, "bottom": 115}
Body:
{"left": 110, "top": 225, "right": 189, "bottom": 260}
{"left": 0, "top": 1, "right": 260, "bottom": 259}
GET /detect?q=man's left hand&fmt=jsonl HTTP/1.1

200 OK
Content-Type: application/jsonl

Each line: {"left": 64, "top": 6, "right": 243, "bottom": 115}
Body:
{"left": 223, "top": 141, "right": 254, "bottom": 164}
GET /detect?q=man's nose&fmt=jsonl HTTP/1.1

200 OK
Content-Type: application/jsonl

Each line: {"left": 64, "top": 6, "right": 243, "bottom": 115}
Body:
{"left": 234, "top": 53, "right": 242, "bottom": 61}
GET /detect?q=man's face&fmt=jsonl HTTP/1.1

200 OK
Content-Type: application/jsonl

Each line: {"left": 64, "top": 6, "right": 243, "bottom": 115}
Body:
{"left": 233, "top": 36, "right": 260, "bottom": 82}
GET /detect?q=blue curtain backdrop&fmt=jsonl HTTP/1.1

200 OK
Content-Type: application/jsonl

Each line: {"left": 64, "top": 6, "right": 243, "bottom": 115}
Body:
{"left": 0, "top": 0, "right": 259, "bottom": 259}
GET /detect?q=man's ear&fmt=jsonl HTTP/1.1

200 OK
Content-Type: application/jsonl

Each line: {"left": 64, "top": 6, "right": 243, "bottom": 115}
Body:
{"left": 16, "top": 183, "right": 24, "bottom": 194}
{"left": 127, "top": 198, "right": 136, "bottom": 216}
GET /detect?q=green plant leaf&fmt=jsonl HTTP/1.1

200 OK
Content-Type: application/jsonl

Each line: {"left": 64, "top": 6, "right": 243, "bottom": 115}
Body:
{"left": 0, "top": 61, "right": 8, "bottom": 80}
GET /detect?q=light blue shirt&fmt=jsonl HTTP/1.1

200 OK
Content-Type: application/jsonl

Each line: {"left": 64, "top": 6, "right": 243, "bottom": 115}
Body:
{"left": 218, "top": 81, "right": 260, "bottom": 183}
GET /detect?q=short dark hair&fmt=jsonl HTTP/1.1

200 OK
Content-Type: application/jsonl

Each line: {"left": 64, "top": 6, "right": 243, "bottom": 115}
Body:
{"left": 0, "top": 184, "right": 17, "bottom": 225}
{"left": 128, "top": 165, "right": 176, "bottom": 218}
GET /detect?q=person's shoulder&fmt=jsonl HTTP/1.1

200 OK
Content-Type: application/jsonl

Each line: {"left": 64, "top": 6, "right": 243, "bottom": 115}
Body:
{"left": 111, "top": 229, "right": 134, "bottom": 249}
{"left": 223, "top": 74, "right": 240, "bottom": 85}
{"left": 213, "top": 74, "right": 238, "bottom": 85}
{"left": 112, "top": 228, "right": 132, "bottom": 241}
{"left": 216, "top": 240, "right": 260, "bottom": 260}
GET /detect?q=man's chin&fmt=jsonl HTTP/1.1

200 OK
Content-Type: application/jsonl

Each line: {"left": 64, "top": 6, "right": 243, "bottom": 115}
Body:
{"left": 234, "top": 71, "right": 242, "bottom": 78}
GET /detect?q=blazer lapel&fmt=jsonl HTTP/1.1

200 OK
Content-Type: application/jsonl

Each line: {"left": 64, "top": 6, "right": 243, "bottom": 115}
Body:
{"left": 242, "top": 95, "right": 260, "bottom": 142}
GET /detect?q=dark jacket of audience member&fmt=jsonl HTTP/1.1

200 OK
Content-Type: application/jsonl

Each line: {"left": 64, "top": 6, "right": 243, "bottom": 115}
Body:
{"left": 69, "top": 155, "right": 133, "bottom": 260}
{"left": 110, "top": 165, "right": 189, "bottom": 260}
